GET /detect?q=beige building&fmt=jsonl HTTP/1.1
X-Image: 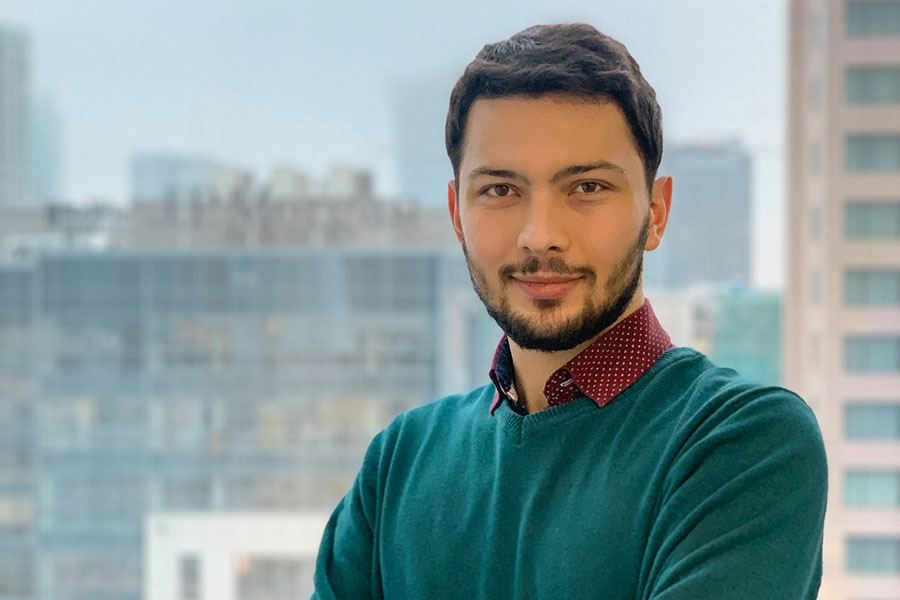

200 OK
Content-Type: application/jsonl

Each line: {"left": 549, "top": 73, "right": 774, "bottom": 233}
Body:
{"left": 786, "top": 1, "right": 900, "bottom": 597}
{"left": 144, "top": 512, "right": 330, "bottom": 600}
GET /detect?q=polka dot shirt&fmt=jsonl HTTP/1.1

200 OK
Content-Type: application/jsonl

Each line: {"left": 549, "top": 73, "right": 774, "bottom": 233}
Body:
{"left": 488, "top": 298, "right": 674, "bottom": 415}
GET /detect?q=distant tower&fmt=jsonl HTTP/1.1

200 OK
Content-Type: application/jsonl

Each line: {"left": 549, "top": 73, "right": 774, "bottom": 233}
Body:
{"left": 391, "top": 73, "right": 455, "bottom": 207}
{"left": 0, "top": 23, "right": 32, "bottom": 207}
{"left": 130, "top": 152, "right": 221, "bottom": 202}
{"left": 31, "top": 93, "right": 63, "bottom": 204}
{"left": 644, "top": 141, "right": 752, "bottom": 289}
{"left": 786, "top": 1, "right": 900, "bottom": 597}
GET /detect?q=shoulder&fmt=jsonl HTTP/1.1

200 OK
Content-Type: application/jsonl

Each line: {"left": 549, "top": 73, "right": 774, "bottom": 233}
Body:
{"left": 649, "top": 347, "right": 819, "bottom": 430}
{"left": 654, "top": 348, "right": 826, "bottom": 479}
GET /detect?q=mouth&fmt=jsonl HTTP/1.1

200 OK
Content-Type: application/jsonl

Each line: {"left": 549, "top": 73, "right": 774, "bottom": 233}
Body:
{"left": 511, "top": 275, "right": 582, "bottom": 300}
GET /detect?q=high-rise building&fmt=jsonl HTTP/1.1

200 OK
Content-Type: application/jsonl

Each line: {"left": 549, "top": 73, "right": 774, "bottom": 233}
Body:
{"left": 1, "top": 247, "right": 494, "bottom": 599}
{"left": 786, "top": 1, "right": 900, "bottom": 597}
{"left": 30, "top": 94, "right": 62, "bottom": 204}
{"left": 130, "top": 152, "right": 221, "bottom": 203}
{"left": 644, "top": 141, "right": 752, "bottom": 290}
{"left": 391, "top": 73, "right": 456, "bottom": 207}
{"left": 710, "top": 287, "right": 782, "bottom": 386}
{"left": 0, "top": 23, "right": 32, "bottom": 207}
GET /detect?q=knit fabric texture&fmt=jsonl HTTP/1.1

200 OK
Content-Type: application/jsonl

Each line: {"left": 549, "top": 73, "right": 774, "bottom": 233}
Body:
{"left": 313, "top": 347, "right": 828, "bottom": 600}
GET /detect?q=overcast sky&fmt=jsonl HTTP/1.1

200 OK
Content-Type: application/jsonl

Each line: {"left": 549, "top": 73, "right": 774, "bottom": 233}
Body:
{"left": 0, "top": 0, "right": 787, "bottom": 287}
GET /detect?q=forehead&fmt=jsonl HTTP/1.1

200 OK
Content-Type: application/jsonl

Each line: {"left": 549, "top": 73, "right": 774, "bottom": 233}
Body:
{"left": 461, "top": 95, "right": 641, "bottom": 177}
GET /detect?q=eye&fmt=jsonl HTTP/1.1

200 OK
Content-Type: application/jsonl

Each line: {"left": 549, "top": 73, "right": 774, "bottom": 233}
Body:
{"left": 484, "top": 184, "right": 514, "bottom": 197}
{"left": 574, "top": 181, "right": 607, "bottom": 194}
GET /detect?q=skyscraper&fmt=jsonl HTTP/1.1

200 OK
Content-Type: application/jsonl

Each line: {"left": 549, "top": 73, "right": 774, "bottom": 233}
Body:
{"left": 644, "top": 142, "right": 752, "bottom": 290}
{"left": 391, "top": 73, "right": 456, "bottom": 207}
{"left": 786, "top": 1, "right": 900, "bottom": 596}
{"left": 0, "top": 23, "right": 32, "bottom": 207}
{"left": 130, "top": 152, "right": 221, "bottom": 203}
{"left": 30, "top": 94, "right": 63, "bottom": 204}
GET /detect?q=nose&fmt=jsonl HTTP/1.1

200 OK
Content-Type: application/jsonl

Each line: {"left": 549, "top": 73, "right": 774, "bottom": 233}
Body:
{"left": 517, "top": 193, "right": 569, "bottom": 254}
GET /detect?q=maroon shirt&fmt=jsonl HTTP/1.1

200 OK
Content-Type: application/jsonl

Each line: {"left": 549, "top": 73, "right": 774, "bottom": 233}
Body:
{"left": 488, "top": 298, "right": 674, "bottom": 415}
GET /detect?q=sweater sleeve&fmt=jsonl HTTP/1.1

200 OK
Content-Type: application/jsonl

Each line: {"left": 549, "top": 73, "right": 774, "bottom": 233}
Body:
{"left": 312, "top": 432, "right": 384, "bottom": 600}
{"left": 639, "top": 387, "right": 828, "bottom": 600}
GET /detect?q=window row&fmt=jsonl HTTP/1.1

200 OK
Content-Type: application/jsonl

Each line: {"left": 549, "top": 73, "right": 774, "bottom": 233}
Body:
{"left": 847, "top": 66, "right": 900, "bottom": 104}
{"left": 846, "top": 201, "right": 900, "bottom": 238}
{"left": 846, "top": 269, "right": 900, "bottom": 305}
{"left": 847, "top": 1, "right": 900, "bottom": 37}
{"left": 847, "top": 537, "right": 900, "bottom": 573}
{"left": 845, "top": 336, "right": 900, "bottom": 372}
{"left": 845, "top": 469, "right": 900, "bottom": 506}
{"left": 846, "top": 403, "right": 900, "bottom": 439}
{"left": 846, "top": 134, "right": 900, "bottom": 171}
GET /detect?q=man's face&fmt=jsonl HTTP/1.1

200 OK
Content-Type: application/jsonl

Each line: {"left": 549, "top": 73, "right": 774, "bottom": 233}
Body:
{"left": 448, "top": 95, "right": 670, "bottom": 352}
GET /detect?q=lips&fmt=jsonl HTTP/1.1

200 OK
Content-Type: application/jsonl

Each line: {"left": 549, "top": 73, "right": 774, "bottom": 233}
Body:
{"left": 512, "top": 275, "right": 581, "bottom": 300}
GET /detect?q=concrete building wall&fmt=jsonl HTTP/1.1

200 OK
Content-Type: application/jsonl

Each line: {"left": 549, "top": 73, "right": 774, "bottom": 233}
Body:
{"left": 145, "top": 512, "right": 329, "bottom": 600}
{"left": 787, "top": 1, "right": 900, "bottom": 597}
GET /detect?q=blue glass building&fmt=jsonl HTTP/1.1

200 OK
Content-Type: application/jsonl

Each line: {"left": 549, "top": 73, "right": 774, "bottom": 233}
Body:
{"left": 0, "top": 247, "right": 497, "bottom": 599}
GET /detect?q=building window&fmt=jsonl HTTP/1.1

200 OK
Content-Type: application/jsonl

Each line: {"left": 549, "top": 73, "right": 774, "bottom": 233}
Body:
{"left": 811, "top": 269, "right": 822, "bottom": 305}
{"left": 846, "top": 537, "right": 900, "bottom": 573}
{"left": 164, "top": 479, "right": 211, "bottom": 510}
{"left": 845, "top": 134, "right": 900, "bottom": 171}
{"left": 846, "top": 201, "right": 900, "bottom": 237}
{"left": 811, "top": 6, "right": 826, "bottom": 45}
{"left": 0, "top": 556, "right": 31, "bottom": 596}
{"left": 846, "top": 403, "right": 900, "bottom": 439}
{"left": 847, "top": 1, "right": 900, "bottom": 36}
{"left": 847, "top": 66, "right": 900, "bottom": 103}
{"left": 846, "top": 269, "right": 900, "bottom": 305}
{"left": 811, "top": 333, "right": 822, "bottom": 370}
{"left": 235, "top": 556, "right": 307, "bottom": 600}
{"left": 180, "top": 555, "right": 200, "bottom": 600}
{"left": 811, "top": 140, "right": 823, "bottom": 175}
{"left": 811, "top": 75, "right": 824, "bottom": 109}
{"left": 845, "top": 336, "right": 900, "bottom": 372}
{"left": 811, "top": 203, "right": 823, "bottom": 241}
{"left": 846, "top": 470, "right": 900, "bottom": 507}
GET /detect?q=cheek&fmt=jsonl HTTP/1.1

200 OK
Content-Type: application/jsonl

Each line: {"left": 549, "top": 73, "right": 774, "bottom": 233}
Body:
{"left": 577, "top": 219, "right": 638, "bottom": 267}
{"left": 462, "top": 211, "right": 517, "bottom": 264}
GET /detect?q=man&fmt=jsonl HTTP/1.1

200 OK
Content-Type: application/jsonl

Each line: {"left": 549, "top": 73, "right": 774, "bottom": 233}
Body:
{"left": 313, "top": 23, "right": 827, "bottom": 599}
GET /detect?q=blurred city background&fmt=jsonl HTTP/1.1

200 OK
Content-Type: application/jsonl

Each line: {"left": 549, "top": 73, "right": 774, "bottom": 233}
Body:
{"left": 0, "top": 0, "right": 897, "bottom": 598}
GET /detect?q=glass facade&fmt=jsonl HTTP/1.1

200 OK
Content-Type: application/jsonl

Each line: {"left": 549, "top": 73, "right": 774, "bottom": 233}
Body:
{"left": 642, "top": 143, "right": 752, "bottom": 289}
{"left": 846, "top": 537, "right": 900, "bottom": 573}
{"left": 0, "top": 248, "right": 496, "bottom": 600}
{"left": 846, "top": 66, "right": 900, "bottom": 103}
{"left": 845, "top": 470, "right": 900, "bottom": 507}
{"left": 846, "top": 403, "right": 900, "bottom": 439}
{"left": 709, "top": 290, "right": 782, "bottom": 386}
{"left": 846, "top": 1, "right": 900, "bottom": 36}
{"left": 845, "top": 336, "right": 900, "bottom": 372}
{"left": 845, "top": 201, "right": 900, "bottom": 238}
{"left": 845, "top": 134, "right": 900, "bottom": 171}
{"left": 845, "top": 269, "right": 900, "bottom": 305}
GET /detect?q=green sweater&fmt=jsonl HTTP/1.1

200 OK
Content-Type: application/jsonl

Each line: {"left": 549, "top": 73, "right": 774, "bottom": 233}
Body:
{"left": 313, "top": 347, "right": 827, "bottom": 599}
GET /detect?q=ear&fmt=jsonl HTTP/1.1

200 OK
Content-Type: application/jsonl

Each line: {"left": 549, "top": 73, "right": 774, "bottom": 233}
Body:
{"left": 447, "top": 179, "right": 465, "bottom": 246}
{"left": 644, "top": 176, "right": 672, "bottom": 252}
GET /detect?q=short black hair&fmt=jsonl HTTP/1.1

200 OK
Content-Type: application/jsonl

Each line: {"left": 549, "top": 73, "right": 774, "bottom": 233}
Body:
{"left": 445, "top": 23, "right": 663, "bottom": 192}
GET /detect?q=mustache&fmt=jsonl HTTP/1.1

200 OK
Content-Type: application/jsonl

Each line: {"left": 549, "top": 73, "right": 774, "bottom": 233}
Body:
{"left": 499, "top": 256, "right": 595, "bottom": 279}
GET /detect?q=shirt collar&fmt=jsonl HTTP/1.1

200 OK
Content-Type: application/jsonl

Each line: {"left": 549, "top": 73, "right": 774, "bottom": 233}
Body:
{"left": 488, "top": 298, "right": 673, "bottom": 414}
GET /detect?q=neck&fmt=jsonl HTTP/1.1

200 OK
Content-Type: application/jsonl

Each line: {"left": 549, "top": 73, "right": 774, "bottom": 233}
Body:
{"left": 507, "top": 289, "right": 645, "bottom": 413}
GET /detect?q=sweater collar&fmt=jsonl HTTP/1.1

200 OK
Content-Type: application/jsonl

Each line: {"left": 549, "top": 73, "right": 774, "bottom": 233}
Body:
{"left": 488, "top": 298, "right": 673, "bottom": 414}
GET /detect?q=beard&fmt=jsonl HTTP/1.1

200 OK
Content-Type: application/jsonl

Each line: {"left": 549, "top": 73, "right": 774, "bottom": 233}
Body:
{"left": 462, "top": 216, "right": 648, "bottom": 353}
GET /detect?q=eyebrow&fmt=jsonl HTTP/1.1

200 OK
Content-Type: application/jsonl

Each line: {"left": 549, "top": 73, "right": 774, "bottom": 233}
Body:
{"left": 467, "top": 161, "right": 626, "bottom": 186}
